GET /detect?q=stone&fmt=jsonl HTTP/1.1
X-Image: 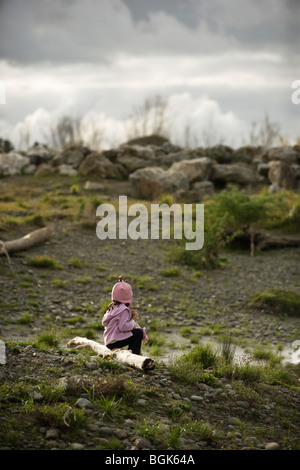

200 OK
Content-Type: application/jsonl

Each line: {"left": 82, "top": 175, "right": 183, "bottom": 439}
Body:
{"left": 46, "top": 428, "right": 60, "bottom": 439}
{"left": 53, "top": 147, "right": 85, "bottom": 169}
{"left": 114, "top": 429, "right": 128, "bottom": 440}
{"left": 23, "top": 164, "right": 37, "bottom": 175}
{"left": 137, "top": 398, "right": 147, "bottom": 406}
{"left": 35, "top": 163, "right": 57, "bottom": 177}
{"left": 211, "top": 162, "right": 259, "bottom": 186}
{"left": 268, "top": 160, "right": 297, "bottom": 189}
{"left": 129, "top": 166, "right": 189, "bottom": 200}
{"left": 58, "top": 164, "right": 78, "bottom": 176}
{"left": 265, "top": 442, "right": 280, "bottom": 450}
{"left": 79, "top": 152, "right": 124, "bottom": 179}
{"left": 134, "top": 437, "right": 151, "bottom": 449}
{"left": 71, "top": 442, "right": 85, "bottom": 450}
{"left": 267, "top": 147, "right": 300, "bottom": 164}
{"left": 125, "top": 135, "right": 169, "bottom": 147}
{"left": 236, "top": 400, "right": 250, "bottom": 409}
{"left": 98, "top": 426, "right": 113, "bottom": 436}
{"left": 157, "top": 150, "right": 194, "bottom": 166}
{"left": 182, "top": 180, "right": 215, "bottom": 202}
{"left": 0, "top": 152, "right": 30, "bottom": 176}
{"left": 257, "top": 162, "right": 270, "bottom": 177}
{"left": 169, "top": 157, "right": 212, "bottom": 183}
{"left": 32, "top": 391, "right": 43, "bottom": 401}
{"left": 232, "top": 145, "right": 264, "bottom": 164}
{"left": 27, "top": 144, "right": 53, "bottom": 165}
{"left": 87, "top": 423, "right": 100, "bottom": 432}
{"left": 191, "top": 395, "right": 203, "bottom": 402}
{"left": 75, "top": 397, "right": 94, "bottom": 409}
{"left": 206, "top": 144, "right": 234, "bottom": 164}
{"left": 116, "top": 145, "right": 156, "bottom": 173}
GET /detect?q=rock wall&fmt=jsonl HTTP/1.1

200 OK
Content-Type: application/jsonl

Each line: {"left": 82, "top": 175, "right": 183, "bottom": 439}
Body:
{"left": 1, "top": 138, "right": 300, "bottom": 201}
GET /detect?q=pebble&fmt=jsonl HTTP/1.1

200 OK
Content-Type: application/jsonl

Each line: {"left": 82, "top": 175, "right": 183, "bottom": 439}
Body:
{"left": 114, "top": 429, "right": 128, "bottom": 440}
{"left": 134, "top": 437, "right": 151, "bottom": 449}
{"left": 98, "top": 427, "right": 113, "bottom": 437}
{"left": 236, "top": 401, "right": 250, "bottom": 409}
{"left": 71, "top": 443, "right": 84, "bottom": 450}
{"left": 87, "top": 424, "right": 100, "bottom": 432}
{"left": 265, "top": 442, "right": 280, "bottom": 450}
{"left": 75, "top": 398, "right": 94, "bottom": 409}
{"left": 32, "top": 391, "right": 43, "bottom": 402}
{"left": 191, "top": 395, "right": 203, "bottom": 402}
{"left": 137, "top": 398, "right": 147, "bottom": 406}
{"left": 45, "top": 428, "right": 59, "bottom": 440}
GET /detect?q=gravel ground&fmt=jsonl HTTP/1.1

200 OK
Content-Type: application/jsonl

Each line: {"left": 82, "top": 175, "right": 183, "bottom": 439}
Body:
{"left": 0, "top": 175, "right": 299, "bottom": 451}
{"left": 1, "top": 221, "right": 299, "bottom": 354}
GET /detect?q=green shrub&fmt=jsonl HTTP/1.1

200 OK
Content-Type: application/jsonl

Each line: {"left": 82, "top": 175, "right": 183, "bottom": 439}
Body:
{"left": 250, "top": 289, "right": 300, "bottom": 317}
{"left": 168, "top": 344, "right": 219, "bottom": 384}
{"left": 36, "top": 332, "right": 58, "bottom": 348}
{"left": 32, "top": 403, "right": 86, "bottom": 429}
{"left": 27, "top": 255, "right": 62, "bottom": 270}
{"left": 160, "top": 266, "right": 180, "bottom": 277}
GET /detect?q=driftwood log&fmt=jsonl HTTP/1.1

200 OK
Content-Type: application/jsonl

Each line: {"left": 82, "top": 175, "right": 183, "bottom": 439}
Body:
{"left": 227, "top": 226, "right": 300, "bottom": 254}
{"left": 0, "top": 227, "right": 52, "bottom": 256}
{"left": 67, "top": 336, "right": 155, "bottom": 371}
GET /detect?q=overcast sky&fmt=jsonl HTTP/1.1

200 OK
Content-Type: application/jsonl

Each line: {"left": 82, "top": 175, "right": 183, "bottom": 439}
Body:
{"left": 0, "top": 0, "right": 299, "bottom": 149}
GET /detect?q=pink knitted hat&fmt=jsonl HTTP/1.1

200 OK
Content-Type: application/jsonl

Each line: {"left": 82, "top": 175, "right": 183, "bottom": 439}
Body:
{"left": 111, "top": 275, "right": 133, "bottom": 306}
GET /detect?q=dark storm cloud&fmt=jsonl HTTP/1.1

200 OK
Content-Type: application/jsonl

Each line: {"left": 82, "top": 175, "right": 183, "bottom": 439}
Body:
{"left": 1, "top": 0, "right": 297, "bottom": 65}
{"left": 122, "top": 0, "right": 202, "bottom": 29}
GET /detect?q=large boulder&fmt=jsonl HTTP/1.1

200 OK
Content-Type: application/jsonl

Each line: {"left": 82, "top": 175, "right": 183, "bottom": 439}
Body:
{"left": 177, "top": 181, "right": 215, "bottom": 203}
{"left": 0, "top": 152, "right": 30, "bottom": 176}
{"left": 27, "top": 143, "right": 53, "bottom": 165}
{"left": 232, "top": 145, "right": 265, "bottom": 164}
{"left": 266, "top": 147, "right": 300, "bottom": 164}
{"left": 58, "top": 164, "right": 78, "bottom": 176}
{"left": 52, "top": 146, "right": 86, "bottom": 169}
{"left": 129, "top": 166, "right": 189, "bottom": 200}
{"left": 116, "top": 145, "right": 156, "bottom": 173}
{"left": 169, "top": 157, "right": 212, "bottom": 183}
{"left": 78, "top": 152, "right": 125, "bottom": 179}
{"left": 124, "top": 134, "right": 170, "bottom": 147}
{"left": 211, "top": 162, "right": 260, "bottom": 186}
{"left": 267, "top": 161, "right": 297, "bottom": 189}
{"left": 35, "top": 163, "right": 57, "bottom": 177}
{"left": 156, "top": 150, "right": 195, "bottom": 167}
{"left": 204, "top": 145, "right": 234, "bottom": 164}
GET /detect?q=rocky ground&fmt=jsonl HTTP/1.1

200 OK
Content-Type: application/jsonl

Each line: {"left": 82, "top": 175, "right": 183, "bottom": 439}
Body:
{"left": 0, "top": 175, "right": 299, "bottom": 452}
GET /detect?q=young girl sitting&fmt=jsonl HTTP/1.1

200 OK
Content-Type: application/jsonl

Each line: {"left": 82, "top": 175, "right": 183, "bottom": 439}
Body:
{"left": 102, "top": 275, "right": 147, "bottom": 355}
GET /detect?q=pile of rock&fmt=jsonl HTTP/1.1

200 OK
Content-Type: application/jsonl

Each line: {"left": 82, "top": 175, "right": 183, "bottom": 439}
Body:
{"left": 1, "top": 138, "right": 300, "bottom": 201}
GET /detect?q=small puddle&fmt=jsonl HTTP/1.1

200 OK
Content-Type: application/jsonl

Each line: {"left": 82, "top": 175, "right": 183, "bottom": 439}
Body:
{"left": 158, "top": 331, "right": 300, "bottom": 371}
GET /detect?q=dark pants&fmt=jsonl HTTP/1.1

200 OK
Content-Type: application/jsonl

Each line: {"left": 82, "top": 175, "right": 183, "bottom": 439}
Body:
{"left": 106, "top": 328, "right": 143, "bottom": 355}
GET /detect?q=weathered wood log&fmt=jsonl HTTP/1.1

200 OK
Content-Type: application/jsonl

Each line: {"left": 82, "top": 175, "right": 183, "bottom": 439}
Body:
{"left": 0, "top": 227, "right": 52, "bottom": 256}
{"left": 67, "top": 336, "right": 155, "bottom": 371}
{"left": 226, "top": 226, "right": 300, "bottom": 252}
{"left": 255, "top": 232, "right": 300, "bottom": 251}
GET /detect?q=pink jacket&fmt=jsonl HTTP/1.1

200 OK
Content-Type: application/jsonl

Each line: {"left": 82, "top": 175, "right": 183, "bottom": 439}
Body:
{"left": 102, "top": 303, "right": 148, "bottom": 346}
{"left": 102, "top": 303, "right": 134, "bottom": 345}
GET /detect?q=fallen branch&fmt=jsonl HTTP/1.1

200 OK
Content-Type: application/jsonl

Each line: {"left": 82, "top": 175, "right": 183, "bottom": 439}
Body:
{"left": 0, "top": 227, "right": 52, "bottom": 256}
{"left": 0, "top": 240, "right": 13, "bottom": 270}
{"left": 226, "top": 226, "right": 300, "bottom": 252}
{"left": 67, "top": 336, "right": 155, "bottom": 371}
